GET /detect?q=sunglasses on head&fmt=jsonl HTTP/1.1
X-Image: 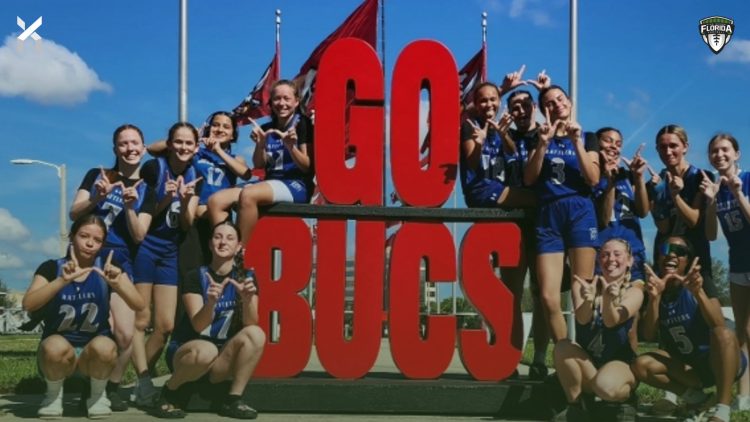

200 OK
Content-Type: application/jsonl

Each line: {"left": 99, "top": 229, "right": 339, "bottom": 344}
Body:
{"left": 660, "top": 243, "right": 690, "bottom": 258}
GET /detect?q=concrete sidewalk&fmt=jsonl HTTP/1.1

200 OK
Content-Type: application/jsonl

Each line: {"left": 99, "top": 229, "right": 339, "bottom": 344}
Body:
{"left": 1, "top": 339, "right": 537, "bottom": 420}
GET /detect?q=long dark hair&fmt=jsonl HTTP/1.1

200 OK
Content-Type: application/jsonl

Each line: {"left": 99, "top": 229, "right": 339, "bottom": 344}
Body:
{"left": 203, "top": 111, "right": 238, "bottom": 143}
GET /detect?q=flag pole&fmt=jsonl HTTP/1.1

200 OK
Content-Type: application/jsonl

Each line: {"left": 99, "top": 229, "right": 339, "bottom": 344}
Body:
{"left": 380, "top": 0, "right": 387, "bottom": 206}
{"left": 567, "top": 0, "right": 578, "bottom": 340}
{"left": 178, "top": 0, "right": 188, "bottom": 122}
{"left": 569, "top": 0, "right": 578, "bottom": 121}
{"left": 481, "top": 12, "right": 487, "bottom": 80}
{"left": 276, "top": 9, "right": 281, "bottom": 73}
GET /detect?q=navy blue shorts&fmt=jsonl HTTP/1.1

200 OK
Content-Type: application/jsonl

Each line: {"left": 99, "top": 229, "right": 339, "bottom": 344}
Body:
{"left": 536, "top": 195, "right": 599, "bottom": 254}
{"left": 465, "top": 180, "right": 506, "bottom": 208}
{"left": 133, "top": 242, "right": 178, "bottom": 286}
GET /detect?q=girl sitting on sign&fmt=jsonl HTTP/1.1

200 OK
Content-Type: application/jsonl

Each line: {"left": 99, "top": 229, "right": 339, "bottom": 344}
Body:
{"left": 207, "top": 79, "right": 314, "bottom": 243}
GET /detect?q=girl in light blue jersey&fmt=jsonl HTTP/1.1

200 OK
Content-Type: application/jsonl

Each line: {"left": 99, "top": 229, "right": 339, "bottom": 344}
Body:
{"left": 704, "top": 133, "right": 750, "bottom": 410}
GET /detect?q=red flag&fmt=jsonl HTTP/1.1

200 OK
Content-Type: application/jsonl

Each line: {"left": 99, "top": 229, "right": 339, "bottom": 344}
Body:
{"left": 234, "top": 44, "right": 281, "bottom": 125}
{"left": 293, "top": 0, "right": 378, "bottom": 115}
{"left": 458, "top": 43, "right": 487, "bottom": 111}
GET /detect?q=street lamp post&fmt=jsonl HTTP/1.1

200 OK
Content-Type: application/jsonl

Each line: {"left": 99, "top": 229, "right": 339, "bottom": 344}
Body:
{"left": 10, "top": 159, "right": 68, "bottom": 256}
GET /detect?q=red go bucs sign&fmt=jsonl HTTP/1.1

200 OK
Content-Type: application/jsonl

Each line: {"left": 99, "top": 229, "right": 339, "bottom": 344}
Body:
{"left": 245, "top": 38, "right": 521, "bottom": 381}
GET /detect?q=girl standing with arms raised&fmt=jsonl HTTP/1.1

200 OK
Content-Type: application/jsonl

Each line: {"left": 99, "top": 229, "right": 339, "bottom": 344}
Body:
{"left": 524, "top": 85, "right": 600, "bottom": 344}
{"left": 69, "top": 124, "right": 156, "bottom": 410}
{"left": 131, "top": 122, "right": 202, "bottom": 406}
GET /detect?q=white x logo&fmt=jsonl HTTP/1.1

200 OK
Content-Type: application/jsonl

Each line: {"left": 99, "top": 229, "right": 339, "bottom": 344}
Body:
{"left": 17, "top": 16, "right": 43, "bottom": 41}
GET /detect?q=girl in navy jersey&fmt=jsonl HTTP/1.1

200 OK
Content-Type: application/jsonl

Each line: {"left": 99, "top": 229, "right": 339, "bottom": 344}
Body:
{"left": 524, "top": 85, "right": 600, "bottom": 343}
{"left": 552, "top": 239, "right": 644, "bottom": 421}
{"left": 155, "top": 221, "right": 264, "bottom": 419}
{"left": 148, "top": 112, "right": 251, "bottom": 274}
{"left": 632, "top": 236, "right": 743, "bottom": 422}
{"left": 22, "top": 215, "right": 144, "bottom": 418}
{"left": 460, "top": 82, "right": 535, "bottom": 354}
{"left": 69, "top": 124, "right": 156, "bottom": 410}
{"left": 207, "top": 79, "right": 314, "bottom": 242}
{"left": 703, "top": 133, "right": 750, "bottom": 410}
{"left": 131, "top": 122, "right": 202, "bottom": 405}
{"left": 649, "top": 124, "right": 715, "bottom": 301}
{"left": 593, "top": 127, "right": 650, "bottom": 281}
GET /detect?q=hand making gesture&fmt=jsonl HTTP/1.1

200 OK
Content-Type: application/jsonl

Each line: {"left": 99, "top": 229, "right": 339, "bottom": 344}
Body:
{"left": 499, "top": 64, "right": 528, "bottom": 95}
{"left": 526, "top": 69, "right": 551, "bottom": 91}
{"left": 61, "top": 245, "right": 94, "bottom": 283}
{"left": 228, "top": 271, "right": 258, "bottom": 303}
{"left": 699, "top": 170, "right": 722, "bottom": 204}
{"left": 122, "top": 180, "right": 143, "bottom": 208}
{"left": 205, "top": 273, "right": 231, "bottom": 306}
{"left": 575, "top": 274, "right": 597, "bottom": 303}
{"left": 94, "top": 167, "right": 124, "bottom": 199}
{"left": 665, "top": 172, "right": 684, "bottom": 196}
{"left": 92, "top": 250, "right": 122, "bottom": 288}
{"left": 644, "top": 263, "right": 667, "bottom": 299}
{"left": 176, "top": 175, "right": 203, "bottom": 201}
{"left": 683, "top": 257, "right": 704, "bottom": 296}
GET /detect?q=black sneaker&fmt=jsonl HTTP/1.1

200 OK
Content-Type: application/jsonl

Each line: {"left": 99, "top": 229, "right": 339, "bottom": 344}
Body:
{"left": 108, "top": 389, "right": 129, "bottom": 412}
{"left": 152, "top": 390, "right": 186, "bottom": 419}
{"left": 218, "top": 399, "right": 258, "bottom": 420}
{"left": 551, "top": 403, "right": 590, "bottom": 422}
{"left": 529, "top": 363, "right": 549, "bottom": 380}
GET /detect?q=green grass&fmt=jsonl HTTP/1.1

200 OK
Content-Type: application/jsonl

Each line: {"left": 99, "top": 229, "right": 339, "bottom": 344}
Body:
{"left": 4, "top": 334, "right": 750, "bottom": 420}
{"left": 520, "top": 339, "right": 750, "bottom": 420}
{"left": 0, "top": 334, "right": 169, "bottom": 394}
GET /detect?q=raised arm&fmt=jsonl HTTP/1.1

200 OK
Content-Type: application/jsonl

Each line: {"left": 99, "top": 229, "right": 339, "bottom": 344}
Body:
{"left": 600, "top": 279, "right": 645, "bottom": 328}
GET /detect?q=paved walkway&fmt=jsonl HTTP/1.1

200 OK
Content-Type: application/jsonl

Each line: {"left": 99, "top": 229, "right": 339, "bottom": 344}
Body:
{"left": 0, "top": 339, "right": 533, "bottom": 421}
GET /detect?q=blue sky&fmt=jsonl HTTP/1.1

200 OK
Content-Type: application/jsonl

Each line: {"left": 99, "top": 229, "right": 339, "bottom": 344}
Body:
{"left": 1, "top": 0, "right": 749, "bottom": 291}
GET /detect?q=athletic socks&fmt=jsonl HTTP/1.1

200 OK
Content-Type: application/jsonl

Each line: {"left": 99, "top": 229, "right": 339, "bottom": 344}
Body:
{"left": 713, "top": 403, "right": 731, "bottom": 422}
{"left": 90, "top": 377, "right": 108, "bottom": 402}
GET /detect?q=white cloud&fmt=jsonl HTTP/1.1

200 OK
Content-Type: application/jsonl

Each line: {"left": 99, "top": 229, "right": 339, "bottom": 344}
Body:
{"left": 479, "top": 0, "right": 555, "bottom": 27}
{"left": 708, "top": 38, "right": 750, "bottom": 64}
{"left": 0, "top": 209, "right": 31, "bottom": 241}
{"left": 0, "top": 253, "right": 24, "bottom": 269}
{"left": 707, "top": 39, "right": 750, "bottom": 64}
{"left": 21, "top": 236, "right": 61, "bottom": 258}
{"left": 603, "top": 89, "right": 651, "bottom": 121}
{"left": 0, "top": 35, "right": 112, "bottom": 105}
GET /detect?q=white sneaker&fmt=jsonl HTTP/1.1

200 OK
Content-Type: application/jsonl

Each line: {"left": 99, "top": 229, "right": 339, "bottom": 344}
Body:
{"left": 733, "top": 395, "right": 750, "bottom": 411}
{"left": 87, "top": 391, "right": 112, "bottom": 419}
{"left": 38, "top": 389, "right": 63, "bottom": 419}
{"left": 132, "top": 378, "right": 158, "bottom": 407}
